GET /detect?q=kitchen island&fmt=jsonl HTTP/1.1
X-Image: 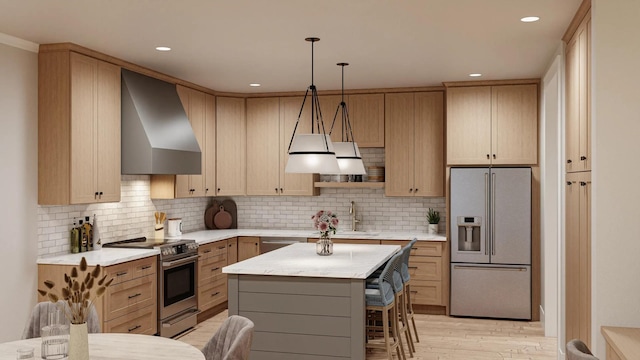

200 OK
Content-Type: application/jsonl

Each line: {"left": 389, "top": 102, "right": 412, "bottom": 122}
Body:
{"left": 223, "top": 242, "right": 400, "bottom": 360}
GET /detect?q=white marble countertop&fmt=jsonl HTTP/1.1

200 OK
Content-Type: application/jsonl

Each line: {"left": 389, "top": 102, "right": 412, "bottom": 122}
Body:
{"left": 37, "top": 229, "right": 445, "bottom": 266}
{"left": 223, "top": 242, "right": 400, "bottom": 279}
{"left": 37, "top": 248, "right": 159, "bottom": 266}
{"left": 171, "top": 229, "right": 447, "bottom": 245}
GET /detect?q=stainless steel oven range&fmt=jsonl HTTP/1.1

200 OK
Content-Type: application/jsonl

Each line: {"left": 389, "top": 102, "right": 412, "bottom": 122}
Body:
{"left": 104, "top": 237, "right": 199, "bottom": 337}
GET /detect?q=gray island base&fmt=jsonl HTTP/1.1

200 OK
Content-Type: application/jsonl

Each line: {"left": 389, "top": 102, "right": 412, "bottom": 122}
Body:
{"left": 223, "top": 243, "right": 400, "bottom": 360}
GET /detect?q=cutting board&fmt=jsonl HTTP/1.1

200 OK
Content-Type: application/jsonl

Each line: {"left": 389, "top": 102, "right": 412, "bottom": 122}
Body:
{"left": 204, "top": 199, "right": 237, "bottom": 229}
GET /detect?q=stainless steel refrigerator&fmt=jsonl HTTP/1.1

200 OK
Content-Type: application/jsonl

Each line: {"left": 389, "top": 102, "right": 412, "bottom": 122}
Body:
{"left": 449, "top": 167, "right": 531, "bottom": 320}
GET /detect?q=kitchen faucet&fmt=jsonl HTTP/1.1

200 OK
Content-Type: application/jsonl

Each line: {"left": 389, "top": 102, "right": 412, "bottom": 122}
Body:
{"left": 349, "top": 201, "right": 360, "bottom": 231}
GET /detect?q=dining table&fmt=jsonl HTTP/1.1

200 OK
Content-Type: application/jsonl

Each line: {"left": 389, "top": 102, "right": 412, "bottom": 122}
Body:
{"left": 0, "top": 333, "right": 205, "bottom": 360}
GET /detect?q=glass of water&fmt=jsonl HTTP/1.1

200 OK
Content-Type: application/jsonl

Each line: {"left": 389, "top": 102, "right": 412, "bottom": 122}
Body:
{"left": 16, "top": 346, "right": 34, "bottom": 359}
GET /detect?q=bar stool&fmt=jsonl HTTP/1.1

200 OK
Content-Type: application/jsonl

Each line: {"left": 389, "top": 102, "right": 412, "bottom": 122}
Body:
{"left": 389, "top": 247, "right": 413, "bottom": 358}
{"left": 401, "top": 238, "right": 420, "bottom": 345}
{"left": 365, "top": 252, "right": 405, "bottom": 360}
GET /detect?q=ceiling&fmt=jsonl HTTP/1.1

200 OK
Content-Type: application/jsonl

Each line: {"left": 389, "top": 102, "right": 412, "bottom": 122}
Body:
{"left": 0, "top": 0, "right": 581, "bottom": 93}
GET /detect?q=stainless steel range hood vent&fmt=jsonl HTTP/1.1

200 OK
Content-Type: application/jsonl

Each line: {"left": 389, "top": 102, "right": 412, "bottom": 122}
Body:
{"left": 121, "top": 69, "right": 201, "bottom": 175}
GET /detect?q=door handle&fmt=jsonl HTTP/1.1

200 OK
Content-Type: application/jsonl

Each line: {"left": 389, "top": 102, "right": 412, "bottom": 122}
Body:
{"left": 484, "top": 172, "right": 489, "bottom": 256}
{"left": 453, "top": 265, "right": 528, "bottom": 272}
{"left": 491, "top": 172, "right": 496, "bottom": 256}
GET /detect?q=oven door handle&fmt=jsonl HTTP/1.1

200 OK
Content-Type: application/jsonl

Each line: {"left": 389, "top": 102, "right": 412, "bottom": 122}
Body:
{"left": 162, "top": 254, "right": 199, "bottom": 268}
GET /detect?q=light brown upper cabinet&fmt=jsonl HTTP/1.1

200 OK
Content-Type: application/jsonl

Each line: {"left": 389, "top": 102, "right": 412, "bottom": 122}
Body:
{"left": 446, "top": 84, "right": 538, "bottom": 165}
{"left": 565, "top": 11, "right": 591, "bottom": 173}
{"left": 323, "top": 94, "right": 385, "bottom": 147}
{"left": 385, "top": 92, "right": 444, "bottom": 197}
{"left": 150, "top": 87, "right": 215, "bottom": 199}
{"left": 216, "top": 97, "right": 246, "bottom": 196}
{"left": 246, "top": 97, "right": 317, "bottom": 196}
{"left": 38, "top": 51, "right": 121, "bottom": 205}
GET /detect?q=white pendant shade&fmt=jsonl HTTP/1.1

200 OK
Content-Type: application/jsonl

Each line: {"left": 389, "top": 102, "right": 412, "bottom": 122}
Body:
{"left": 285, "top": 134, "right": 340, "bottom": 174}
{"left": 333, "top": 142, "right": 366, "bottom": 174}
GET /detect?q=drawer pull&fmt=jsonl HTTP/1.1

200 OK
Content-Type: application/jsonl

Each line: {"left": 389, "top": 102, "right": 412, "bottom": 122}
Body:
{"left": 410, "top": 291, "right": 418, "bottom": 294}
{"left": 217, "top": 246, "right": 226, "bottom": 250}
{"left": 128, "top": 325, "right": 141, "bottom": 332}
{"left": 116, "top": 271, "right": 128, "bottom": 277}
{"left": 203, "top": 249, "right": 212, "bottom": 253}
{"left": 408, "top": 266, "right": 418, "bottom": 269}
{"left": 211, "top": 267, "right": 220, "bottom": 271}
{"left": 128, "top": 293, "right": 142, "bottom": 299}
{"left": 141, "top": 265, "right": 152, "bottom": 270}
{"left": 211, "top": 291, "right": 220, "bottom": 297}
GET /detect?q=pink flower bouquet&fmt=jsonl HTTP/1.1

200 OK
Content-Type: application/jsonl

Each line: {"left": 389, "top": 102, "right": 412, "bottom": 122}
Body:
{"left": 311, "top": 210, "right": 339, "bottom": 237}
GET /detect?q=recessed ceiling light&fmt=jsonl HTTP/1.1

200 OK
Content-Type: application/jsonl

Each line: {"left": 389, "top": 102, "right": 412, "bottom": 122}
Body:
{"left": 469, "top": 73, "right": 482, "bottom": 77}
{"left": 155, "top": 46, "right": 171, "bottom": 51}
{"left": 249, "top": 83, "right": 261, "bottom": 87}
{"left": 520, "top": 16, "right": 540, "bottom": 23}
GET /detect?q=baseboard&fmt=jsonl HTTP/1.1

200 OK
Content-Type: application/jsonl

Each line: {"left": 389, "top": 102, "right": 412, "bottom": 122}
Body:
{"left": 413, "top": 305, "right": 447, "bottom": 315}
{"left": 197, "top": 301, "right": 228, "bottom": 323}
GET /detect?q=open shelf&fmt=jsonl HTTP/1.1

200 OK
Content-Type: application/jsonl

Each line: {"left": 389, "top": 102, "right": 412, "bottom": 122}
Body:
{"left": 314, "top": 182, "right": 385, "bottom": 189}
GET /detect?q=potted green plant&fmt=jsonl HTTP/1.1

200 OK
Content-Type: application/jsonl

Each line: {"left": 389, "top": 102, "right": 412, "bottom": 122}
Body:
{"left": 426, "top": 208, "right": 440, "bottom": 235}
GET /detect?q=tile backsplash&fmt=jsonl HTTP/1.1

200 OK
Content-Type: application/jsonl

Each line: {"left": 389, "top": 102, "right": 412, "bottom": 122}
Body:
{"left": 37, "top": 149, "right": 446, "bottom": 256}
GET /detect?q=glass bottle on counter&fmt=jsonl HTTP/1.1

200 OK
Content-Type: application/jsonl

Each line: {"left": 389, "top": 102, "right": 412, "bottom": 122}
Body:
{"left": 85, "top": 216, "right": 93, "bottom": 251}
{"left": 70, "top": 218, "right": 80, "bottom": 254}
{"left": 78, "top": 219, "right": 86, "bottom": 252}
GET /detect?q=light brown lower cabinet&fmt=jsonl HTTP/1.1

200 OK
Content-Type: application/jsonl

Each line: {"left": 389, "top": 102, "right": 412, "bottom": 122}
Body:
{"left": 198, "top": 240, "right": 229, "bottom": 312}
{"left": 305, "top": 238, "right": 447, "bottom": 309}
{"left": 382, "top": 240, "right": 446, "bottom": 307}
{"left": 37, "top": 256, "right": 158, "bottom": 335}
{"left": 565, "top": 171, "right": 591, "bottom": 347}
{"left": 237, "top": 237, "right": 260, "bottom": 262}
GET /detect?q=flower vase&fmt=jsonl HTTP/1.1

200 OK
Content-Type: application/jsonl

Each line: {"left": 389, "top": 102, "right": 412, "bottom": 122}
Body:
{"left": 68, "top": 323, "right": 89, "bottom": 360}
{"left": 316, "top": 234, "right": 333, "bottom": 256}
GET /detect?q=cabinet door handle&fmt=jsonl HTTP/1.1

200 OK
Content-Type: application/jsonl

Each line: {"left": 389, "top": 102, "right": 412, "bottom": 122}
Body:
{"left": 580, "top": 156, "right": 587, "bottom": 161}
{"left": 141, "top": 265, "right": 152, "bottom": 270}
{"left": 414, "top": 188, "right": 418, "bottom": 193}
{"left": 211, "top": 291, "right": 220, "bottom": 297}
{"left": 492, "top": 154, "right": 496, "bottom": 159}
{"left": 128, "top": 293, "right": 142, "bottom": 299}
{"left": 217, "top": 245, "right": 226, "bottom": 250}
{"left": 409, "top": 189, "right": 413, "bottom": 193}
{"left": 567, "top": 181, "right": 573, "bottom": 186}
{"left": 580, "top": 181, "right": 587, "bottom": 186}
{"left": 128, "top": 325, "right": 141, "bottom": 332}
{"left": 217, "top": 188, "right": 221, "bottom": 193}
{"left": 275, "top": 188, "right": 278, "bottom": 193}
{"left": 280, "top": 188, "right": 283, "bottom": 193}
{"left": 116, "top": 271, "right": 128, "bottom": 277}
{"left": 94, "top": 192, "right": 99, "bottom": 197}
{"left": 205, "top": 188, "right": 209, "bottom": 193}
{"left": 486, "top": 154, "right": 490, "bottom": 159}
{"left": 567, "top": 159, "right": 572, "bottom": 164}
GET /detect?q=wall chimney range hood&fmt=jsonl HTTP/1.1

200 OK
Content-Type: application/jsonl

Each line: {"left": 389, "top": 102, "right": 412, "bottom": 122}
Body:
{"left": 121, "top": 69, "right": 201, "bottom": 175}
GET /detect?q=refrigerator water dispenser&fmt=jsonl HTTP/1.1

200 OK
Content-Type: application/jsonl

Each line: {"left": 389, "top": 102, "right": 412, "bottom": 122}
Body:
{"left": 457, "top": 216, "right": 481, "bottom": 252}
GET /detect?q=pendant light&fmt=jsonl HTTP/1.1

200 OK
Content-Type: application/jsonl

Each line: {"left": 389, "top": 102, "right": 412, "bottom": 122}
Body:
{"left": 285, "top": 37, "right": 340, "bottom": 174}
{"left": 329, "top": 63, "right": 366, "bottom": 175}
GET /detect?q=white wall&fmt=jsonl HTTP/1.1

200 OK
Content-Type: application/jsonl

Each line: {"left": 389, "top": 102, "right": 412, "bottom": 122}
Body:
{"left": 0, "top": 40, "right": 38, "bottom": 341}
{"left": 591, "top": 0, "right": 640, "bottom": 357}
{"left": 541, "top": 52, "right": 563, "bottom": 340}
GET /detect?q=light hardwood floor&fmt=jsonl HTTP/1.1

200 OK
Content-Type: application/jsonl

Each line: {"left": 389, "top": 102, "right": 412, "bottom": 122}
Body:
{"left": 177, "top": 310, "right": 557, "bottom": 359}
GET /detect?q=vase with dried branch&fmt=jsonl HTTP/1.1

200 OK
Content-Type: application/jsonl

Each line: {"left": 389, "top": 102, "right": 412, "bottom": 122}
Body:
{"left": 38, "top": 257, "right": 113, "bottom": 360}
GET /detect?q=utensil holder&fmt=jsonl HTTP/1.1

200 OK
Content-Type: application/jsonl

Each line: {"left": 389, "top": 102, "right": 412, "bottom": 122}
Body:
{"left": 154, "top": 225, "right": 164, "bottom": 240}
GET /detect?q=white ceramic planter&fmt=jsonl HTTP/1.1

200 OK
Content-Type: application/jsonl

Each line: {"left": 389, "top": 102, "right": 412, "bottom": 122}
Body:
{"left": 428, "top": 224, "right": 438, "bottom": 235}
